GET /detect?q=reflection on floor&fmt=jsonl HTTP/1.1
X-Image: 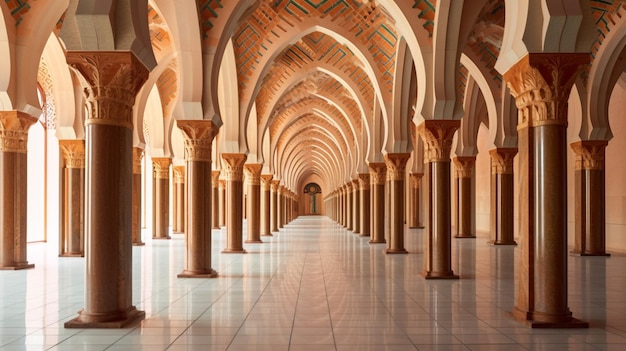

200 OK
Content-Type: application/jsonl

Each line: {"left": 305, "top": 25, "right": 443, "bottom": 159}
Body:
{"left": 1, "top": 216, "right": 625, "bottom": 350}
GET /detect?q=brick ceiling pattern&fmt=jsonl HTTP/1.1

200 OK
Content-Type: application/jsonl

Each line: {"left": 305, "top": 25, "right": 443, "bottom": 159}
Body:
{"left": 467, "top": 0, "right": 505, "bottom": 89}
{"left": 4, "top": 0, "right": 31, "bottom": 26}
{"left": 412, "top": 0, "right": 437, "bottom": 38}
{"left": 590, "top": 0, "right": 626, "bottom": 61}
{"left": 197, "top": 0, "right": 224, "bottom": 40}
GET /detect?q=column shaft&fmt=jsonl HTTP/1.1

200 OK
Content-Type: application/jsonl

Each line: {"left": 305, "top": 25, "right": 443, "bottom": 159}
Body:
{"left": 270, "top": 180, "right": 279, "bottom": 232}
{"left": 358, "top": 174, "right": 370, "bottom": 237}
{"left": 409, "top": 173, "right": 424, "bottom": 228}
{"left": 211, "top": 171, "right": 220, "bottom": 229}
{"left": 260, "top": 175, "right": 273, "bottom": 236}
{"left": 453, "top": 157, "right": 476, "bottom": 238}
{"left": 132, "top": 148, "right": 145, "bottom": 246}
{"left": 152, "top": 158, "right": 171, "bottom": 239}
{"left": 489, "top": 148, "right": 517, "bottom": 245}
{"left": 245, "top": 164, "right": 263, "bottom": 243}
{"left": 59, "top": 140, "right": 86, "bottom": 256}
{"left": 218, "top": 179, "right": 226, "bottom": 227}
{"left": 385, "top": 153, "right": 410, "bottom": 254}
{"left": 369, "top": 163, "right": 386, "bottom": 244}
{"left": 278, "top": 186, "right": 284, "bottom": 229}
{"left": 352, "top": 180, "right": 360, "bottom": 234}
{"left": 222, "top": 154, "right": 247, "bottom": 253}
{"left": 173, "top": 166, "right": 185, "bottom": 234}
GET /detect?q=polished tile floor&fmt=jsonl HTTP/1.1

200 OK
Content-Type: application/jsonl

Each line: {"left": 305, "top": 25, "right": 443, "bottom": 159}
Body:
{"left": 1, "top": 216, "right": 626, "bottom": 350}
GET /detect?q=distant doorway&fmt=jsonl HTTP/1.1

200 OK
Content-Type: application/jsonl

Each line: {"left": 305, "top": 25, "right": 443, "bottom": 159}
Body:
{"left": 303, "top": 183, "right": 322, "bottom": 215}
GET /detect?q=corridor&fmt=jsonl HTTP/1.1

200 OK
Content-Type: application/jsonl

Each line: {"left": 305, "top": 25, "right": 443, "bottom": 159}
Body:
{"left": 1, "top": 217, "right": 625, "bottom": 350}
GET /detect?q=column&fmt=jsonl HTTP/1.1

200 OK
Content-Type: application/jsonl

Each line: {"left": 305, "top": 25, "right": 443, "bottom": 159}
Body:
{"left": 260, "top": 175, "right": 273, "bottom": 236}
{"left": 245, "top": 164, "right": 263, "bottom": 243}
{"left": 176, "top": 120, "right": 218, "bottom": 278}
{"left": 211, "top": 170, "right": 220, "bottom": 229}
{"left": 270, "top": 180, "right": 279, "bottom": 232}
{"left": 152, "top": 158, "right": 171, "bottom": 239}
{"left": 369, "top": 163, "right": 386, "bottom": 244}
{"left": 419, "top": 120, "right": 460, "bottom": 279}
{"left": 218, "top": 179, "right": 226, "bottom": 227}
{"left": 346, "top": 183, "right": 353, "bottom": 230}
{"left": 222, "top": 153, "right": 247, "bottom": 253}
{"left": 352, "top": 179, "right": 361, "bottom": 234}
{"left": 453, "top": 156, "right": 476, "bottom": 238}
{"left": 385, "top": 153, "right": 410, "bottom": 254}
{"left": 489, "top": 148, "right": 517, "bottom": 245}
{"left": 277, "top": 186, "right": 284, "bottom": 229}
{"left": 358, "top": 174, "right": 370, "bottom": 237}
{"left": 172, "top": 166, "right": 185, "bottom": 234}
{"left": 408, "top": 173, "right": 424, "bottom": 228}
{"left": 59, "top": 140, "right": 86, "bottom": 257}
{"left": 65, "top": 51, "right": 148, "bottom": 327}
{"left": 571, "top": 141, "right": 609, "bottom": 256}
{"left": 132, "top": 148, "right": 145, "bottom": 246}
{"left": 505, "top": 53, "right": 588, "bottom": 327}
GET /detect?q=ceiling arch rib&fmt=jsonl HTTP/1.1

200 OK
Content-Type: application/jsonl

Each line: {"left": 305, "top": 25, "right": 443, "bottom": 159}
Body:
{"left": 285, "top": 147, "right": 337, "bottom": 190}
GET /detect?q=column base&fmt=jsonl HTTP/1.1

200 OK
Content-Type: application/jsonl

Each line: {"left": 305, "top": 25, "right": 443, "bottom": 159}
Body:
{"left": 178, "top": 269, "right": 218, "bottom": 278}
{"left": 359, "top": 233, "right": 370, "bottom": 237}
{"left": 369, "top": 239, "right": 386, "bottom": 244}
{"left": 385, "top": 248, "right": 408, "bottom": 254}
{"left": 261, "top": 233, "right": 274, "bottom": 237}
{"left": 409, "top": 225, "right": 426, "bottom": 229}
{"left": 455, "top": 235, "right": 476, "bottom": 239}
{"left": 152, "top": 236, "right": 171, "bottom": 240}
{"left": 222, "top": 248, "right": 247, "bottom": 254}
{"left": 0, "top": 263, "right": 34, "bottom": 270}
{"left": 65, "top": 307, "right": 145, "bottom": 329}
{"left": 509, "top": 308, "right": 589, "bottom": 328}
{"left": 132, "top": 242, "right": 146, "bottom": 247}
{"left": 245, "top": 240, "right": 263, "bottom": 244}
{"left": 570, "top": 250, "right": 610, "bottom": 257}
{"left": 490, "top": 240, "right": 517, "bottom": 246}
{"left": 59, "top": 253, "right": 84, "bottom": 258}
{"left": 422, "top": 270, "right": 459, "bottom": 279}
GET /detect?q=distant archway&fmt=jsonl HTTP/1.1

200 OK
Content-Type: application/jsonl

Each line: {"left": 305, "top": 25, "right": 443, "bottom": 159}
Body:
{"left": 303, "top": 183, "right": 322, "bottom": 215}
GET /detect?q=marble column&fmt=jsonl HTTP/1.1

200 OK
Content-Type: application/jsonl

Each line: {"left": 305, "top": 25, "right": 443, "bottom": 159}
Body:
{"left": 64, "top": 51, "right": 148, "bottom": 328}
{"left": 222, "top": 153, "right": 247, "bottom": 253}
{"left": 176, "top": 120, "right": 218, "bottom": 278}
{"left": 408, "top": 173, "right": 424, "bottom": 229}
{"left": 152, "top": 158, "right": 171, "bottom": 239}
{"left": 218, "top": 179, "right": 226, "bottom": 227}
{"left": 59, "top": 140, "right": 86, "bottom": 257}
{"left": 385, "top": 153, "right": 410, "bottom": 254}
{"left": 571, "top": 140, "right": 610, "bottom": 256}
{"left": 132, "top": 148, "right": 145, "bottom": 246}
{"left": 419, "top": 120, "right": 460, "bottom": 279}
{"left": 211, "top": 170, "right": 220, "bottom": 229}
{"left": 172, "top": 166, "right": 185, "bottom": 234}
{"left": 270, "top": 180, "right": 279, "bottom": 232}
{"left": 453, "top": 157, "right": 476, "bottom": 238}
{"left": 505, "top": 53, "right": 588, "bottom": 327}
{"left": 352, "top": 179, "right": 361, "bottom": 234}
{"left": 369, "top": 163, "right": 386, "bottom": 244}
{"left": 489, "top": 148, "right": 517, "bottom": 245}
{"left": 245, "top": 164, "right": 263, "bottom": 243}
{"left": 0, "top": 111, "right": 37, "bottom": 270}
{"left": 260, "top": 175, "right": 273, "bottom": 236}
{"left": 278, "top": 186, "right": 285, "bottom": 229}
{"left": 358, "top": 174, "right": 370, "bottom": 237}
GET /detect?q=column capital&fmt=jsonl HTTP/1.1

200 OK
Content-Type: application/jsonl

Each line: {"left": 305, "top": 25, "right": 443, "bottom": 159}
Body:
{"left": 489, "top": 148, "right": 517, "bottom": 175}
{"left": 132, "top": 147, "right": 144, "bottom": 174}
{"left": 0, "top": 110, "right": 38, "bottom": 153}
{"left": 152, "top": 158, "right": 171, "bottom": 180}
{"left": 59, "top": 139, "right": 86, "bottom": 169}
{"left": 410, "top": 172, "right": 424, "bottom": 187}
{"left": 219, "top": 179, "right": 226, "bottom": 189}
{"left": 418, "top": 120, "right": 460, "bottom": 162}
{"left": 271, "top": 179, "right": 280, "bottom": 191}
{"left": 368, "top": 162, "right": 387, "bottom": 185}
{"left": 222, "top": 153, "right": 247, "bottom": 182}
{"left": 66, "top": 51, "right": 149, "bottom": 129}
{"left": 173, "top": 166, "right": 185, "bottom": 183}
{"left": 453, "top": 156, "right": 476, "bottom": 179}
{"left": 244, "top": 164, "right": 263, "bottom": 185}
{"left": 177, "top": 120, "right": 218, "bottom": 162}
{"left": 384, "top": 153, "right": 411, "bottom": 181}
{"left": 571, "top": 140, "right": 608, "bottom": 171}
{"left": 261, "top": 174, "right": 273, "bottom": 190}
{"left": 358, "top": 173, "right": 370, "bottom": 190}
{"left": 212, "top": 170, "right": 221, "bottom": 183}
{"left": 504, "top": 53, "right": 589, "bottom": 128}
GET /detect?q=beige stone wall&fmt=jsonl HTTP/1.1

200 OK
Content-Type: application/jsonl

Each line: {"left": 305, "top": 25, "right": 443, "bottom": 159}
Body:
{"left": 475, "top": 125, "right": 491, "bottom": 235}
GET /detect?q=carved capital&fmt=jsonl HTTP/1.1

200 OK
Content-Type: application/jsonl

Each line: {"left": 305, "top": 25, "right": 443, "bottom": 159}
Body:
{"left": 358, "top": 173, "right": 370, "bottom": 190}
{"left": 212, "top": 170, "right": 221, "bottom": 184}
{"left": 177, "top": 120, "right": 218, "bottom": 162}
{"left": 271, "top": 180, "right": 280, "bottom": 191}
{"left": 66, "top": 51, "right": 149, "bottom": 129}
{"left": 384, "top": 153, "right": 411, "bottom": 181}
{"left": 173, "top": 166, "right": 185, "bottom": 183}
{"left": 0, "top": 111, "right": 38, "bottom": 153}
{"left": 410, "top": 173, "right": 424, "bottom": 188}
{"left": 133, "top": 147, "right": 144, "bottom": 174}
{"left": 504, "top": 53, "right": 589, "bottom": 128}
{"left": 261, "top": 175, "right": 273, "bottom": 191}
{"left": 219, "top": 179, "right": 226, "bottom": 189}
{"left": 453, "top": 156, "right": 476, "bottom": 179}
{"left": 368, "top": 162, "right": 387, "bottom": 185}
{"left": 59, "top": 139, "right": 86, "bottom": 169}
{"left": 418, "top": 120, "right": 460, "bottom": 162}
{"left": 571, "top": 140, "right": 607, "bottom": 171}
{"left": 489, "top": 148, "right": 517, "bottom": 175}
{"left": 244, "top": 164, "right": 263, "bottom": 186}
{"left": 152, "top": 158, "right": 171, "bottom": 180}
{"left": 222, "top": 153, "right": 247, "bottom": 182}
